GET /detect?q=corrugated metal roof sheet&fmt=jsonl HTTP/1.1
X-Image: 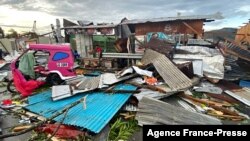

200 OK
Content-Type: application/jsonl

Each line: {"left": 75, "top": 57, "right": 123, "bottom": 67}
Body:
{"left": 219, "top": 40, "right": 250, "bottom": 62}
{"left": 76, "top": 76, "right": 100, "bottom": 90}
{"left": 187, "top": 39, "right": 213, "bottom": 46}
{"left": 136, "top": 97, "right": 221, "bottom": 125}
{"left": 225, "top": 88, "right": 250, "bottom": 106}
{"left": 142, "top": 49, "right": 192, "bottom": 90}
{"left": 25, "top": 84, "right": 136, "bottom": 133}
{"left": 62, "top": 24, "right": 116, "bottom": 29}
{"left": 82, "top": 24, "right": 116, "bottom": 29}
{"left": 121, "top": 13, "right": 223, "bottom": 24}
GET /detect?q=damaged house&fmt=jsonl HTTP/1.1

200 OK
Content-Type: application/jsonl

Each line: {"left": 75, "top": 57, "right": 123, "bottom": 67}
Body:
{"left": 1, "top": 11, "right": 250, "bottom": 141}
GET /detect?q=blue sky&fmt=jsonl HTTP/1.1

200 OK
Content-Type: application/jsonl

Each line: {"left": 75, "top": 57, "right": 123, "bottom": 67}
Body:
{"left": 0, "top": 0, "right": 249, "bottom": 34}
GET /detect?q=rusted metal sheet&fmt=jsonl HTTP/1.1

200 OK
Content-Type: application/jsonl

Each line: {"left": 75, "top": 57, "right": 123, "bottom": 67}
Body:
{"left": 144, "top": 37, "right": 174, "bottom": 56}
{"left": 216, "top": 80, "right": 242, "bottom": 91}
{"left": 136, "top": 97, "right": 221, "bottom": 125}
{"left": 142, "top": 49, "right": 193, "bottom": 90}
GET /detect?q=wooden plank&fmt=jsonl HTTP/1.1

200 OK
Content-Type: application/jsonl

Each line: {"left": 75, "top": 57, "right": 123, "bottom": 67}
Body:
{"left": 12, "top": 125, "right": 32, "bottom": 132}
{"left": 180, "top": 94, "right": 240, "bottom": 116}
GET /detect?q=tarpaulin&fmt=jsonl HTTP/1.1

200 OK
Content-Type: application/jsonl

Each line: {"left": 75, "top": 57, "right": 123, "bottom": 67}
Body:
{"left": 18, "top": 53, "right": 36, "bottom": 79}
{"left": 13, "top": 69, "right": 44, "bottom": 97}
{"left": 36, "top": 124, "right": 85, "bottom": 139}
{"left": 174, "top": 46, "right": 224, "bottom": 79}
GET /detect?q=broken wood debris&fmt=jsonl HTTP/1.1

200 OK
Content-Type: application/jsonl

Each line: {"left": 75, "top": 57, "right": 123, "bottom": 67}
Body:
{"left": 2, "top": 16, "right": 250, "bottom": 141}
{"left": 180, "top": 94, "right": 241, "bottom": 116}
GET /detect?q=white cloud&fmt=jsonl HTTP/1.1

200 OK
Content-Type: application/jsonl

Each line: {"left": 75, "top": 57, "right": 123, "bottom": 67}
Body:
{"left": 0, "top": 0, "right": 250, "bottom": 33}
{"left": 0, "top": 5, "right": 62, "bottom": 34}
{"left": 237, "top": 5, "right": 250, "bottom": 12}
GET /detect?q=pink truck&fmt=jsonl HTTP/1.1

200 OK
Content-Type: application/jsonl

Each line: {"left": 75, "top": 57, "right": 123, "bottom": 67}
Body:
{"left": 8, "top": 44, "right": 76, "bottom": 96}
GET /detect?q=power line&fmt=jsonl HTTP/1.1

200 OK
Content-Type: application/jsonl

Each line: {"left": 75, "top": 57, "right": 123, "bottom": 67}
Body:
{"left": 0, "top": 24, "right": 32, "bottom": 28}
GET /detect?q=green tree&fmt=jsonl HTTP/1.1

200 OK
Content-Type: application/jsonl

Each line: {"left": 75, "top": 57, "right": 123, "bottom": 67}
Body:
{"left": 0, "top": 27, "right": 4, "bottom": 38}
{"left": 6, "top": 28, "right": 18, "bottom": 38}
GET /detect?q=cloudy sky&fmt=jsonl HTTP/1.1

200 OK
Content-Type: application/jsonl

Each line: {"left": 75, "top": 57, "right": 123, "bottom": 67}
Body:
{"left": 0, "top": 0, "right": 250, "bottom": 34}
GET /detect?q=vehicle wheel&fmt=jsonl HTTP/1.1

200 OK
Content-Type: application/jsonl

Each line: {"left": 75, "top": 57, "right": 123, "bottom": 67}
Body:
{"left": 46, "top": 73, "right": 63, "bottom": 86}
{"left": 7, "top": 80, "right": 18, "bottom": 94}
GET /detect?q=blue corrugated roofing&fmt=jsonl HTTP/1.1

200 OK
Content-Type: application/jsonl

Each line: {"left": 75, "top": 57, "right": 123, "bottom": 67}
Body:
{"left": 240, "top": 80, "right": 250, "bottom": 88}
{"left": 25, "top": 84, "right": 136, "bottom": 133}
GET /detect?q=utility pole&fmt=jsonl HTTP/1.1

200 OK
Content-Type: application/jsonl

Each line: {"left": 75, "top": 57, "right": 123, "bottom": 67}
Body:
{"left": 51, "top": 24, "right": 59, "bottom": 43}
{"left": 56, "top": 19, "right": 62, "bottom": 43}
{"left": 31, "top": 20, "right": 37, "bottom": 33}
{"left": 50, "top": 19, "right": 63, "bottom": 43}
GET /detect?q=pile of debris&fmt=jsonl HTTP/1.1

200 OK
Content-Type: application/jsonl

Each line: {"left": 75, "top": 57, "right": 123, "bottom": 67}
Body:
{"left": 0, "top": 42, "right": 250, "bottom": 140}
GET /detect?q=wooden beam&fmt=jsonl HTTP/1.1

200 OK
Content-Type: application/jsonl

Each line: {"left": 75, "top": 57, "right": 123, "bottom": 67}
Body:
{"left": 180, "top": 94, "right": 241, "bottom": 116}
{"left": 126, "top": 82, "right": 167, "bottom": 93}
{"left": 182, "top": 22, "right": 202, "bottom": 38}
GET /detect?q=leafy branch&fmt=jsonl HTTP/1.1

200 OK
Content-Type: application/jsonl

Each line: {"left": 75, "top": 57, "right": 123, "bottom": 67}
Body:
{"left": 107, "top": 118, "right": 138, "bottom": 141}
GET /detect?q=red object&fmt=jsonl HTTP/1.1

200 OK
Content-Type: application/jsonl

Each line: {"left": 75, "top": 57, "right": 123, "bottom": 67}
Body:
{"left": 96, "top": 47, "right": 102, "bottom": 53}
{"left": 2, "top": 99, "right": 12, "bottom": 105}
{"left": 12, "top": 69, "right": 45, "bottom": 97}
{"left": 36, "top": 124, "right": 85, "bottom": 139}
{"left": 144, "top": 76, "right": 158, "bottom": 85}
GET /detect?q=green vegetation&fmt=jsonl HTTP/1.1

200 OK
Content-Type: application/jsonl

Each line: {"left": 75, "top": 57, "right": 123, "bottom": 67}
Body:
{"left": 107, "top": 118, "right": 138, "bottom": 141}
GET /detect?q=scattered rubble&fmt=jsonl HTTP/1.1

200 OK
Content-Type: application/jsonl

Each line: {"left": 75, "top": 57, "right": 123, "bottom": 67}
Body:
{"left": 0, "top": 13, "right": 250, "bottom": 141}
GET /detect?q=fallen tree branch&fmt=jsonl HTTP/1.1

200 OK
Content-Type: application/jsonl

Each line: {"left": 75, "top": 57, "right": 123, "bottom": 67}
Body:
{"left": 0, "top": 95, "right": 88, "bottom": 139}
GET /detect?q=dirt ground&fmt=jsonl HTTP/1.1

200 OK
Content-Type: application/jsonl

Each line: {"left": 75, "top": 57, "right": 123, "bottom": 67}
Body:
{"left": 0, "top": 88, "right": 31, "bottom": 141}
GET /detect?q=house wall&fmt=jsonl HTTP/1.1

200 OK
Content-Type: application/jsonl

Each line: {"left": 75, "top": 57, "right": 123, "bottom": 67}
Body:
{"left": 0, "top": 38, "right": 16, "bottom": 54}
{"left": 75, "top": 33, "right": 93, "bottom": 58}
